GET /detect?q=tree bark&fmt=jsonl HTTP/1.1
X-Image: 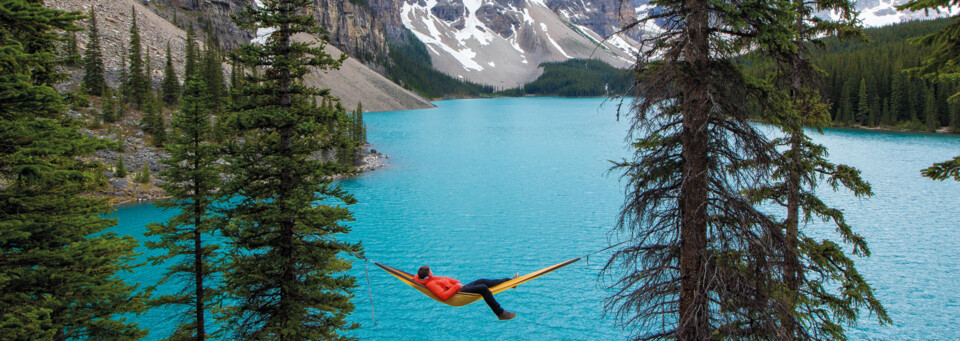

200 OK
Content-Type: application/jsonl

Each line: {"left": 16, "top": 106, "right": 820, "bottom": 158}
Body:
{"left": 678, "top": 0, "right": 711, "bottom": 337}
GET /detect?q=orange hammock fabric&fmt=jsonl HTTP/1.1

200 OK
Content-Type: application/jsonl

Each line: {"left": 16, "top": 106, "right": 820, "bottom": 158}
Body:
{"left": 373, "top": 258, "right": 581, "bottom": 307}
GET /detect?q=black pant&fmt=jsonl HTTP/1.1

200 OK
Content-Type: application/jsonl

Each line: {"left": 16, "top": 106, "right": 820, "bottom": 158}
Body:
{"left": 460, "top": 277, "right": 511, "bottom": 315}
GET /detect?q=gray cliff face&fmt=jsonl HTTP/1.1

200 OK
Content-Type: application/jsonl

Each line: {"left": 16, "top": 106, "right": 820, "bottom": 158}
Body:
{"left": 476, "top": 4, "right": 522, "bottom": 38}
{"left": 546, "top": 0, "right": 638, "bottom": 38}
{"left": 431, "top": 0, "right": 465, "bottom": 23}
{"left": 314, "top": 0, "right": 388, "bottom": 66}
{"left": 364, "top": 0, "right": 411, "bottom": 44}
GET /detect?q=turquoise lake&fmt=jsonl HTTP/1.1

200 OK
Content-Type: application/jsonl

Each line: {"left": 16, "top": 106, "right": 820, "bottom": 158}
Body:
{"left": 109, "top": 97, "right": 960, "bottom": 340}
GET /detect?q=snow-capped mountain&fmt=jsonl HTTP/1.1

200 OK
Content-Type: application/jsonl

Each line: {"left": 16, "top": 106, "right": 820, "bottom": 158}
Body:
{"left": 401, "top": 0, "right": 639, "bottom": 87}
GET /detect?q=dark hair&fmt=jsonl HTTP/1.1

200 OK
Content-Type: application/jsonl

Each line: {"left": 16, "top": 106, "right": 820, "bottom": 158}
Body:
{"left": 417, "top": 266, "right": 430, "bottom": 280}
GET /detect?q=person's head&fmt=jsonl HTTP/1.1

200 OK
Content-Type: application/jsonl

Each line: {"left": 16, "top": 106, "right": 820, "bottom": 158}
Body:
{"left": 417, "top": 266, "right": 431, "bottom": 280}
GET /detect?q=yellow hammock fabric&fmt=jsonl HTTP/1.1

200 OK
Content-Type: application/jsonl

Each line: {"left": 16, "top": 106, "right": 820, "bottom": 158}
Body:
{"left": 374, "top": 258, "right": 581, "bottom": 307}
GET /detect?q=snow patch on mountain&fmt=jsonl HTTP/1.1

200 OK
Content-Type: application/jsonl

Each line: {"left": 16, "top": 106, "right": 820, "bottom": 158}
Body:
{"left": 850, "top": 0, "right": 958, "bottom": 27}
{"left": 401, "top": 0, "right": 637, "bottom": 87}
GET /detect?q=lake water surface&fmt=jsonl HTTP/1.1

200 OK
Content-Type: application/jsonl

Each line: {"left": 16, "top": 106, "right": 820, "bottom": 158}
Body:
{"left": 110, "top": 98, "right": 960, "bottom": 340}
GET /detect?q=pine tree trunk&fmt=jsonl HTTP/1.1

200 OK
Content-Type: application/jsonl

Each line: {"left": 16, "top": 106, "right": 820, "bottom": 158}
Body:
{"left": 276, "top": 5, "right": 296, "bottom": 339}
{"left": 678, "top": 0, "right": 710, "bottom": 337}
{"left": 782, "top": 40, "right": 804, "bottom": 339}
{"left": 194, "top": 117, "right": 205, "bottom": 341}
{"left": 194, "top": 226, "right": 205, "bottom": 341}
{"left": 783, "top": 133, "right": 801, "bottom": 340}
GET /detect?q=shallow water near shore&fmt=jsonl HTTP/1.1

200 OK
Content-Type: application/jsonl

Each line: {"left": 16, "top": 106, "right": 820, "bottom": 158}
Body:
{"left": 109, "top": 97, "right": 960, "bottom": 340}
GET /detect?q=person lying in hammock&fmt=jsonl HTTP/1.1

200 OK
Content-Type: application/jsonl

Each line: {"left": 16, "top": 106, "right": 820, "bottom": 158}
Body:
{"left": 413, "top": 265, "right": 518, "bottom": 320}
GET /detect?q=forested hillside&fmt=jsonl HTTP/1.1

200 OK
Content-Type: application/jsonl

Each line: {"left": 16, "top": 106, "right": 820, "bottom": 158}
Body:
{"left": 500, "top": 59, "right": 633, "bottom": 97}
{"left": 385, "top": 31, "right": 495, "bottom": 99}
{"left": 750, "top": 18, "right": 960, "bottom": 132}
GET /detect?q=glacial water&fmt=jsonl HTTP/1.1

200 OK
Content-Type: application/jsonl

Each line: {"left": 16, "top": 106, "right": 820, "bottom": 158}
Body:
{"left": 108, "top": 97, "right": 960, "bottom": 340}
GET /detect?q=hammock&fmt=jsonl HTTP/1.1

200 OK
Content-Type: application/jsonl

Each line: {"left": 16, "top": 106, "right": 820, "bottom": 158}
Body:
{"left": 374, "top": 257, "right": 581, "bottom": 307}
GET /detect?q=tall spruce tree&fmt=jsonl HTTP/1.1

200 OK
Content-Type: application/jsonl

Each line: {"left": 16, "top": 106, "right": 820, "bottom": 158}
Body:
{"left": 353, "top": 101, "right": 366, "bottom": 145}
{"left": 82, "top": 9, "right": 107, "bottom": 96}
{"left": 201, "top": 41, "right": 226, "bottom": 115}
{"left": 145, "top": 70, "right": 221, "bottom": 341}
{"left": 0, "top": 1, "right": 147, "bottom": 339}
{"left": 184, "top": 25, "right": 199, "bottom": 80}
{"left": 161, "top": 42, "right": 181, "bottom": 106}
{"left": 755, "top": 0, "right": 891, "bottom": 334}
{"left": 890, "top": 72, "right": 905, "bottom": 123}
{"left": 220, "top": 0, "right": 359, "bottom": 339}
{"left": 925, "top": 88, "right": 938, "bottom": 130}
{"left": 858, "top": 78, "right": 872, "bottom": 125}
{"left": 63, "top": 31, "right": 81, "bottom": 67}
{"left": 602, "top": 0, "right": 803, "bottom": 336}
{"left": 125, "top": 6, "right": 149, "bottom": 107}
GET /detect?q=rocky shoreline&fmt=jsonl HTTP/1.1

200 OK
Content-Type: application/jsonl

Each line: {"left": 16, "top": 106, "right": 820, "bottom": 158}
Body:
{"left": 95, "top": 146, "right": 390, "bottom": 207}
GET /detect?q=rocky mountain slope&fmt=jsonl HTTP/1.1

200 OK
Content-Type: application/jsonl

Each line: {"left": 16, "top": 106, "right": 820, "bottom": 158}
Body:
{"left": 47, "top": 0, "right": 433, "bottom": 112}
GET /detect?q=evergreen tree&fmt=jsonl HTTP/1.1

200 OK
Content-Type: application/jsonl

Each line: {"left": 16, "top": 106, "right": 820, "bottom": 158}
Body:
{"left": 184, "top": 25, "right": 199, "bottom": 79}
{"left": 161, "top": 42, "right": 181, "bottom": 106}
{"left": 0, "top": 2, "right": 147, "bottom": 338}
{"left": 146, "top": 71, "right": 221, "bottom": 341}
{"left": 229, "top": 59, "right": 243, "bottom": 104}
{"left": 858, "top": 78, "right": 871, "bottom": 125}
{"left": 115, "top": 156, "right": 128, "bottom": 178}
{"left": 117, "top": 128, "right": 127, "bottom": 152}
{"left": 839, "top": 80, "right": 855, "bottom": 124}
{"left": 118, "top": 42, "right": 129, "bottom": 108}
{"left": 890, "top": 72, "right": 905, "bottom": 123}
{"left": 882, "top": 98, "right": 892, "bottom": 126}
{"left": 125, "top": 6, "right": 149, "bottom": 107}
{"left": 141, "top": 110, "right": 167, "bottom": 147}
{"left": 102, "top": 90, "right": 117, "bottom": 123}
{"left": 354, "top": 101, "right": 366, "bottom": 145}
{"left": 201, "top": 41, "right": 226, "bottom": 115}
{"left": 135, "top": 162, "right": 151, "bottom": 184}
{"left": 602, "top": 0, "right": 800, "bottom": 336}
{"left": 220, "top": 0, "right": 359, "bottom": 339}
{"left": 63, "top": 31, "right": 81, "bottom": 67}
{"left": 925, "top": 89, "right": 938, "bottom": 130}
{"left": 756, "top": 0, "right": 892, "bottom": 332}
{"left": 82, "top": 9, "right": 108, "bottom": 96}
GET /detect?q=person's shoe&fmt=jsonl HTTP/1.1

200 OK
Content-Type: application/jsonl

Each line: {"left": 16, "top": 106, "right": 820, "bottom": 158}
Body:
{"left": 498, "top": 311, "right": 517, "bottom": 321}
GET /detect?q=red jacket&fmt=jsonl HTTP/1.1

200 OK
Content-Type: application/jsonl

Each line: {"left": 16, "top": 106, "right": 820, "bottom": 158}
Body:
{"left": 412, "top": 274, "right": 462, "bottom": 301}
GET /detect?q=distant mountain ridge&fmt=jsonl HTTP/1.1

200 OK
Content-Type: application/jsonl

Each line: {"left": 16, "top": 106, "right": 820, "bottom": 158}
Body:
{"left": 400, "top": 0, "right": 639, "bottom": 87}
{"left": 51, "top": 0, "right": 958, "bottom": 103}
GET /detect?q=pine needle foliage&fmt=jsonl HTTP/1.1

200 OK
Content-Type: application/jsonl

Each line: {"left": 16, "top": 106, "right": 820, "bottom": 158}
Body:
{"left": 82, "top": 9, "right": 107, "bottom": 96}
{"left": 161, "top": 42, "right": 181, "bottom": 107}
{"left": 145, "top": 71, "right": 223, "bottom": 341}
{"left": 134, "top": 162, "right": 151, "bottom": 184}
{"left": 202, "top": 40, "right": 227, "bottom": 116}
{"left": 748, "top": 0, "right": 892, "bottom": 336}
{"left": 219, "top": 0, "right": 360, "bottom": 339}
{"left": 62, "top": 31, "right": 80, "bottom": 67}
{"left": 115, "top": 156, "right": 128, "bottom": 178}
{"left": 185, "top": 25, "right": 199, "bottom": 79}
{"left": 124, "top": 6, "right": 149, "bottom": 107}
{"left": 0, "top": 1, "right": 147, "bottom": 339}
